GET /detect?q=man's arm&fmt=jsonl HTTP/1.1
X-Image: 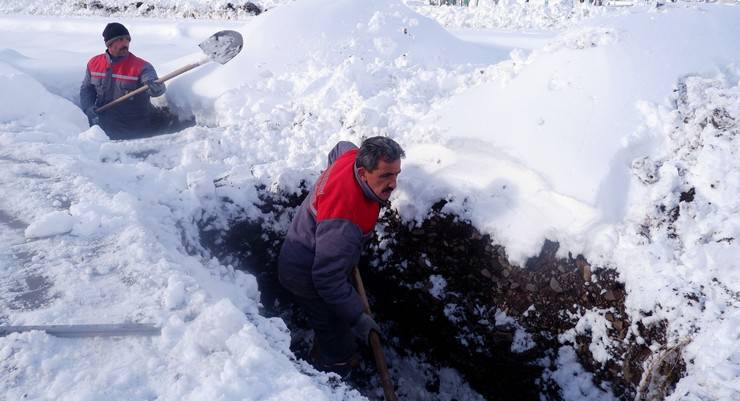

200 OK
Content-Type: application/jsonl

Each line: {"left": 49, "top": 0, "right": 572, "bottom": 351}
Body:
{"left": 140, "top": 62, "right": 166, "bottom": 97}
{"left": 311, "top": 219, "right": 365, "bottom": 324}
{"left": 327, "top": 141, "right": 357, "bottom": 166}
{"left": 80, "top": 69, "right": 97, "bottom": 111}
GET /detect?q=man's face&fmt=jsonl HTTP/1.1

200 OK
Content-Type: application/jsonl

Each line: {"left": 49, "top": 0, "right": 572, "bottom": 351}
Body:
{"left": 358, "top": 158, "right": 402, "bottom": 202}
{"left": 107, "top": 37, "right": 130, "bottom": 57}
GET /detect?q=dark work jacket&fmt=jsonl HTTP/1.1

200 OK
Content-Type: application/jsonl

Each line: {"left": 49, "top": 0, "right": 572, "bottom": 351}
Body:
{"left": 278, "top": 141, "right": 383, "bottom": 324}
{"left": 80, "top": 51, "right": 165, "bottom": 139}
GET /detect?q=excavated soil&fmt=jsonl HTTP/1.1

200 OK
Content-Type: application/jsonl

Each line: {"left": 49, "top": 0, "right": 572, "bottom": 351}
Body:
{"left": 200, "top": 192, "right": 683, "bottom": 401}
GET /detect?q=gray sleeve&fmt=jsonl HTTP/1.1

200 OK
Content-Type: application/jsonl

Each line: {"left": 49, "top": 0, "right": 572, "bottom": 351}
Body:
{"left": 79, "top": 69, "right": 97, "bottom": 111}
{"left": 311, "top": 219, "right": 365, "bottom": 324}
{"left": 327, "top": 141, "right": 358, "bottom": 166}
{"left": 140, "top": 62, "right": 166, "bottom": 97}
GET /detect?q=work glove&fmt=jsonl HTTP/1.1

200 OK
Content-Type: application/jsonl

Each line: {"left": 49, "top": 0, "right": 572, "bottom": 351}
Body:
{"left": 84, "top": 107, "right": 99, "bottom": 126}
{"left": 145, "top": 80, "right": 166, "bottom": 97}
{"left": 351, "top": 313, "right": 380, "bottom": 346}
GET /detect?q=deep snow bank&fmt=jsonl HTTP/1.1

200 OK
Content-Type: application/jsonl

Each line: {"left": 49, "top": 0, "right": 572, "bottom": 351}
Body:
{"left": 409, "top": 0, "right": 611, "bottom": 30}
{"left": 0, "top": 62, "right": 87, "bottom": 134}
{"left": 0, "top": 52, "right": 364, "bottom": 401}
{"left": 408, "top": 5, "right": 740, "bottom": 264}
{"left": 169, "top": 0, "right": 504, "bottom": 118}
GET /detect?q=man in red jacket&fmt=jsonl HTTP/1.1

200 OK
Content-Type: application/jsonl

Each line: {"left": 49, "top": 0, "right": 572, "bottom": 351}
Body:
{"left": 278, "top": 136, "right": 404, "bottom": 375}
{"left": 80, "top": 22, "right": 170, "bottom": 140}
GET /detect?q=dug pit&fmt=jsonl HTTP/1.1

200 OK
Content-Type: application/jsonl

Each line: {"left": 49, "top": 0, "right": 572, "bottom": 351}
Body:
{"left": 199, "top": 190, "right": 684, "bottom": 401}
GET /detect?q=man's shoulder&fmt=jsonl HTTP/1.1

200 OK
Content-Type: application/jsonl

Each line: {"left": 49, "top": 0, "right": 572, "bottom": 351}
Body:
{"left": 327, "top": 141, "right": 358, "bottom": 166}
{"left": 87, "top": 53, "right": 107, "bottom": 69}
{"left": 126, "top": 52, "right": 150, "bottom": 66}
{"left": 315, "top": 155, "right": 378, "bottom": 231}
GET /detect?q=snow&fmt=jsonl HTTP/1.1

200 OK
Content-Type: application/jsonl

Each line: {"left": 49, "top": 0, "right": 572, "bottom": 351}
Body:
{"left": 24, "top": 211, "right": 75, "bottom": 239}
{"left": 543, "top": 346, "right": 618, "bottom": 401}
{"left": 428, "top": 274, "right": 447, "bottom": 299}
{"left": 408, "top": 0, "right": 612, "bottom": 30}
{"left": 1, "top": 0, "right": 739, "bottom": 400}
{"left": 413, "top": 7, "right": 740, "bottom": 264}
{"left": 559, "top": 309, "right": 616, "bottom": 365}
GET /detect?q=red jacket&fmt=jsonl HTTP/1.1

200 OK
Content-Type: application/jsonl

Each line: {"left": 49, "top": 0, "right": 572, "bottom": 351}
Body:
{"left": 79, "top": 51, "right": 165, "bottom": 138}
{"left": 278, "top": 142, "right": 383, "bottom": 323}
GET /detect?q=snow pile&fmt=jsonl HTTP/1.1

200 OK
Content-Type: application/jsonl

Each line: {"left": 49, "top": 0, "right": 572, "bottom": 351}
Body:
{"left": 543, "top": 346, "right": 617, "bottom": 401}
{"left": 168, "top": 0, "right": 502, "bottom": 119}
{"left": 607, "top": 68, "right": 740, "bottom": 401}
{"left": 0, "top": 65, "right": 363, "bottom": 399}
{"left": 406, "top": 6, "right": 740, "bottom": 264}
{"left": 0, "top": 62, "right": 87, "bottom": 134}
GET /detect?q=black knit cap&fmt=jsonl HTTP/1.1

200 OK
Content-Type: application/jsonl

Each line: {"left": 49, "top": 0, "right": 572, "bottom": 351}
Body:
{"left": 102, "top": 22, "right": 130, "bottom": 46}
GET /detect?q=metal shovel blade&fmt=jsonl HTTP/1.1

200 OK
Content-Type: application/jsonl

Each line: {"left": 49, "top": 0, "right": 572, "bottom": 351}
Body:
{"left": 199, "top": 30, "right": 244, "bottom": 65}
{"left": 0, "top": 323, "right": 161, "bottom": 338}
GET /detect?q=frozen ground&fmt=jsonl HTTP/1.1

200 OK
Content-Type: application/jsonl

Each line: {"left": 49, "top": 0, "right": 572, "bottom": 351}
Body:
{"left": 1, "top": 0, "right": 739, "bottom": 400}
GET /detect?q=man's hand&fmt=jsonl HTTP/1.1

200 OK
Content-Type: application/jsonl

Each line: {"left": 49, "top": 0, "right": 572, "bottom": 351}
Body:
{"left": 145, "top": 80, "right": 166, "bottom": 97}
{"left": 351, "top": 313, "right": 380, "bottom": 346}
{"left": 84, "top": 107, "right": 99, "bottom": 126}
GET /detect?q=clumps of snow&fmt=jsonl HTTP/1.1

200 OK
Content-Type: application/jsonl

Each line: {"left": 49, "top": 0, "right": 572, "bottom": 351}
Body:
{"left": 382, "top": 348, "right": 487, "bottom": 401}
{"left": 404, "top": 0, "right": 613, "bottom": 30}
{"left": 428, "top": 274, "right": 447, "bottom": 299}
{"left": 605, "top": 67, "right": 740, "bottom": 401}
{"left": 164, "top": 275, "right": 187, "bottom": 310}
{"left": 543, "top": 346, "right": 618, "bottom": 401}
{"left": 511, "top": 326, "right": 536, "bottom": 353}
{"left": 23, "top": 211, "right": 74, "bottom": 239}
{"left": 0, "top": 0, "right": 272, "bottom": 19}
{"left": 443, "top": 303, "right": 464, "bottom": 324}
{"left": 437, "top": 367, "right": 487, "bottom": 401}
{"left": 494, "top": 309, "right": 536, "bottom": 352}
{"left": 542, "top": 25, "right": 617, "bottom": 51}
{"left": 559, "top": 309, "right": 617, "bottom": 366}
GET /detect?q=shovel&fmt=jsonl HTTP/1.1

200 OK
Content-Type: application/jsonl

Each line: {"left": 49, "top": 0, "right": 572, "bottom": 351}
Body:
{"left": 0, "top": 323, "right": 160, "bottom": 338}
{"left": 353, "top": 267, "right": 399, "bottom": 401}
{"left": 95, "top": 30, "right": 243, "bottom": 113}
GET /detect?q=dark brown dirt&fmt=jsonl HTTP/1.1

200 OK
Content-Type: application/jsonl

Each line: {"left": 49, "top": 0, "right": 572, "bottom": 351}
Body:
{"left": 199, "top": 191, "right": 682, "bottom": 401}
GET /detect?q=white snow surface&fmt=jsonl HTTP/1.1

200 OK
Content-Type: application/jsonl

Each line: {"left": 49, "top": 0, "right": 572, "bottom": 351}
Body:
{"left": 1, "top": 1, "right": 739, "bottom": 400}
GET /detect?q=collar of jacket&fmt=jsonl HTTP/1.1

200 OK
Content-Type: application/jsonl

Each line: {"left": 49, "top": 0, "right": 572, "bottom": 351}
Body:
{"left": 353, "top": 163, "right": 388, "bottom": 207}
{"left": 105, "top": 50, "right": 131, "bottom": 65}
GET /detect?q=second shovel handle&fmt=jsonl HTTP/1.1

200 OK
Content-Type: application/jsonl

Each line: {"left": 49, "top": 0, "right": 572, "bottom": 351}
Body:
{"left": 95, "top": 58, "right": 208, "bottom": 113}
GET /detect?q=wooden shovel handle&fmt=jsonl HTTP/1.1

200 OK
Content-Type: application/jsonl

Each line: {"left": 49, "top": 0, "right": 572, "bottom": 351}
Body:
{"left": 353, "top": 267, "right": 399, "bottom": 401}
{"left": 95, "top": 58, "right": 208, "bottom": 113}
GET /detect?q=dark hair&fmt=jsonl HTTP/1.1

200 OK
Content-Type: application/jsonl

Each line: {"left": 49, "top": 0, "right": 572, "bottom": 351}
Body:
{"left": 356, "top": 136, "right": 405, "bottom": 172}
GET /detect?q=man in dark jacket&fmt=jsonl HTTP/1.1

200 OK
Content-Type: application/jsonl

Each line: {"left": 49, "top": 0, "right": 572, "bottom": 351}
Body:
{"left": 278, "top": 136, "right": 404, "bottom": 375}
{"left": 80, "top": 22, "right": 167, "bottom": 140}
